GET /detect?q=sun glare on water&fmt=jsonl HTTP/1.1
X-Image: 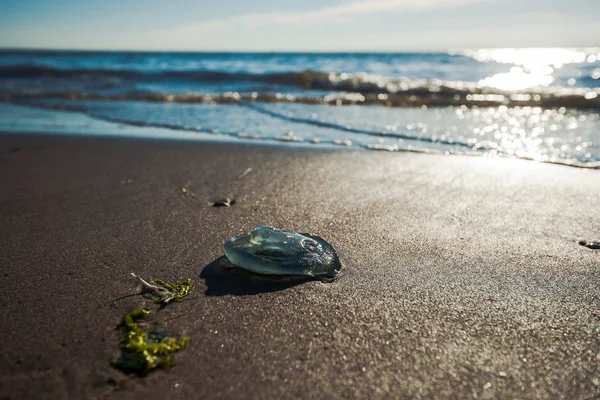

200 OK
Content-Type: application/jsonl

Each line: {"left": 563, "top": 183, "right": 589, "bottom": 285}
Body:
{"left": 463, "top": 48, "right": 595, "bottom": 69}
{"left": 478, "top": 66, "right": 554, "bottom": 91}
{"left": 458, "top": 48, "right": 600, "bottom": 91}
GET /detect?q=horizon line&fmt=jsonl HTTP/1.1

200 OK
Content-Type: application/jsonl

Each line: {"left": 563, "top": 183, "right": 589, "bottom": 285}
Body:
{"left": 2, "top": 46, "right": 598, "bottom": 54}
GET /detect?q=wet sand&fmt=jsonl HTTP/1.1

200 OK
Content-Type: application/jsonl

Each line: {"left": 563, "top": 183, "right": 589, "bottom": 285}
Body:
{"left": 0, "top": 133, "right": 598, "bottom": 399}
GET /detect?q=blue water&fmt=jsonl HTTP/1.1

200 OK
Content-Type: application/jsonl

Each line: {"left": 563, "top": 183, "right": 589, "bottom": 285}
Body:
{"left": 0, "top": 49, "right": 599, "bottom": 167}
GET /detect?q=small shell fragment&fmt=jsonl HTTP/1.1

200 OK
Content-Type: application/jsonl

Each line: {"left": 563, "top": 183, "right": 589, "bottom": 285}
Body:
{"left": 131, "top": 272, "right": 174, "bottom": 303}
{"left": 579, "top": 240, "right": 600, "bottom": 249}
{"left": 209, "top": 198, "right": 236, "bottom": 207}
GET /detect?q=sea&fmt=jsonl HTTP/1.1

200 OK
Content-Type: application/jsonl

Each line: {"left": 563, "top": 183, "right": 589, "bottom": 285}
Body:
{"left": 1, "top": 48, "right": 599, "bottom": 168}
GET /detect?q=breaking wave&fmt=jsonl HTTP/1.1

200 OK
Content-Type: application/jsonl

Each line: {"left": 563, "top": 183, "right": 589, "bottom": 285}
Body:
{"left": 1, "top": 65, "right": 599, "bottom": 109}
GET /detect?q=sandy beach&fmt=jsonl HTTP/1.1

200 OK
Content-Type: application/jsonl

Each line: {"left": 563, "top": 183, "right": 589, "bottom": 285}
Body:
{"left": 0, "top": 132, "right": 598, "bottom": 400}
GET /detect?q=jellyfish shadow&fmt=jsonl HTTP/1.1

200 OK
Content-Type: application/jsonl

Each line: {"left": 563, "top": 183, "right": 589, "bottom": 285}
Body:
{"left": 200, "top": 256, "right": 314, "bottom": 296}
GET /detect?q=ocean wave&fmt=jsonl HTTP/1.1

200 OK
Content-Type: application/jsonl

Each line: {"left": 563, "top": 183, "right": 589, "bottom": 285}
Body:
{"left": 2, "top": 64, "right": 598, "bottom": 100}
{"left": 0, "top": 64, "right": 330, "bottom": 85}
{"left": 2, "top": 87, "right": 598, "bottom": 110}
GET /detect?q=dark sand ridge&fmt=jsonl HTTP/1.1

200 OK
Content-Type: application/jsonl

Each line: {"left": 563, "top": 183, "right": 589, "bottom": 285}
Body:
{"left": 0, "top": 133, "right": 598, "bottom": 399}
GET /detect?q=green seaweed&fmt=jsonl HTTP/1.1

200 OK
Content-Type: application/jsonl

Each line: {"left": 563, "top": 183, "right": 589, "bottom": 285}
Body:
{"left": 144, "top": 278, "right": 193, "bottom": 304}
{"left": 111, "top": 309, "right": 189, "bottom": 376}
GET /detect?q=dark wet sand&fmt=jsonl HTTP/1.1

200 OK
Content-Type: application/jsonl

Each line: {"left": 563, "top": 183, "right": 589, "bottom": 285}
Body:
{"left": 0, "top": 133, "right": 599, "bottom": 400}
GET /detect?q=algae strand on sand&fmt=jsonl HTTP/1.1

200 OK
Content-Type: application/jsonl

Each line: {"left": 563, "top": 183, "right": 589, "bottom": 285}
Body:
{"left": 111, "top": 309, "right": 189, "bottom": 376}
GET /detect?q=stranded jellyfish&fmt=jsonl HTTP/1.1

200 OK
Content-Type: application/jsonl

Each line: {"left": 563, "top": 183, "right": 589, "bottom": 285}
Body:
{"left": 224, "top": 226, "right": 341, "bottom": 279}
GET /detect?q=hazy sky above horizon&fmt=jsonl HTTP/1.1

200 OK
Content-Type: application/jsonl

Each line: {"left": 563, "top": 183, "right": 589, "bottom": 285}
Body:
{"left": 1, "top": 0, "right": 599, "bottom": 51}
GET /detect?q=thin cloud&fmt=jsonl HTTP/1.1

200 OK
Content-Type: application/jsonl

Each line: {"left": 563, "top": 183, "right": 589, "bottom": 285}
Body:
{"left": 165, "top": 0, "right": 494, "bottom": 36}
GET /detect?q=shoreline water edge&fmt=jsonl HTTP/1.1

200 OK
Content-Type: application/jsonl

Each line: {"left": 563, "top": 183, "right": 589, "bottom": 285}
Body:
{"left": 1, "top": 48, "right": 599, "bottom": 169}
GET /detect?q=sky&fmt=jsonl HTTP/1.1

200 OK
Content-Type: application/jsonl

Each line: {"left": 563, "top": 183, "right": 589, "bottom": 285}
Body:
{"left": 1, "top": 0, "right": 599, "bottom": 51}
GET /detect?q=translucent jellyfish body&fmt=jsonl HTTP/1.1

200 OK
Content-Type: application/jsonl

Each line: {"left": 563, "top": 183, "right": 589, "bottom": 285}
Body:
{"left": 224, "top": 226, "right": 341, "bottom": 279}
